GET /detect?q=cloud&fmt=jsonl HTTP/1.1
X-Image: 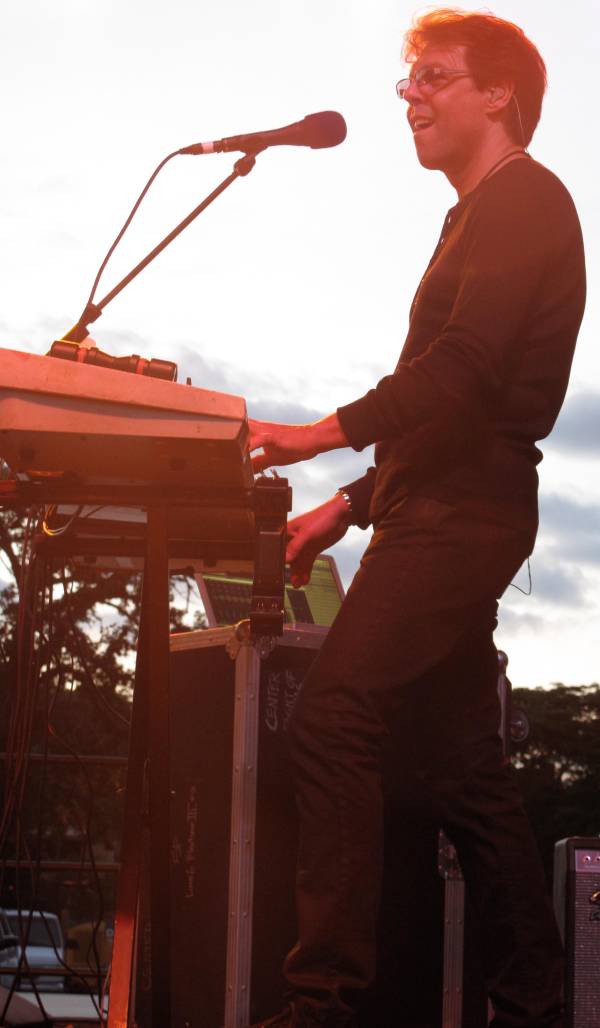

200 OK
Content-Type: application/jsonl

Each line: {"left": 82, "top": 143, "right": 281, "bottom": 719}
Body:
{"left": 174, "top": 345, "right": 236, "bottom": 393}
{"left": 496, "top": 605, "right": 547, "bottom": 634}
{"left": 540, "top": 492, "right": 599, "bottom": 533}
{"left": 504, "top": 492, "right": 599, "bottom": 606}
{"left": 546, "top": 390, "right": 600, "bottom": 457}
{"left": 538, "top": 493, "right": 600, "bottom": 566}
{"left": 525, "top": 558, "right": 588, "bottom": 607}
{"left": 247, "top": 396, "right": 324, "bottom": 425}
{"left": 272, "top": 447, "right": 375, "bottom": 525}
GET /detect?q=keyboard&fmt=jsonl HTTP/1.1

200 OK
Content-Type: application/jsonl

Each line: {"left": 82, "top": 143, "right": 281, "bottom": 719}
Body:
{"left": 0, "top": 346, "right": 253, "bottom": 489}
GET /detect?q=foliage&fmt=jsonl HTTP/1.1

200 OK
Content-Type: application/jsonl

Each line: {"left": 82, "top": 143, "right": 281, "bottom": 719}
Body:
{"left": 511, "top": 682, "right": 600, "bottom": 881}
{"left": 0, "top": 507, "right": 204, "bottom": 879}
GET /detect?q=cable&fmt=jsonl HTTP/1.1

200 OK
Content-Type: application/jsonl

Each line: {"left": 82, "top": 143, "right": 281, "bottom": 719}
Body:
{"left": 41, "top": 561, "right": 115, "bottom": 1011}
{"left": 80, "top": 148, "right": 184, "bottom": 324}
{"left": 1, "top": 554, "right": 50, "bottom": 1024}
{"left": 41, "top": 505, "right": 83, "bottom": 538}
{"left": 509, "top": 556, "right": 533, "bottom": 596}
{"left": 1, "top": 551, "right": 122, "bottom": 1018}
{"left": 6, "top": 559, "right": 110, "bottom": 1015}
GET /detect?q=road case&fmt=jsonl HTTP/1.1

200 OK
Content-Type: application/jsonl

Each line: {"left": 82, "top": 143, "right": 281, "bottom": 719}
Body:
{"left": 162, "top": 622, "right": 326, "bottom": 1028}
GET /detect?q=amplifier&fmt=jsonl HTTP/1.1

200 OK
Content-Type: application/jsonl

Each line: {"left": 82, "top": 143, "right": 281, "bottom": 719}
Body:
{"left": 554, "top": 837, "right": 600, "bottom": 1028}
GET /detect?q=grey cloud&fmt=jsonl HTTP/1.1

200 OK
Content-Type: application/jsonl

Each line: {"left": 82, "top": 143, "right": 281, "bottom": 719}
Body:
{"left": 26, "top": 316, "right": 71, "bottom": 344}
{"left": 310, "top": 446, "right": 375, "bottom": 481}
{"left": 523, "top": 557, "right": 588, "bottom": 607}
{"left": 91, "top": 326, "right": 155, "bottom": 355}
{"left": 538, "top": 493, "right": 600, "bottom": 566}
{"left": 560, "top": 536, "right": 600, "bottom": 565}
{"left": 175, "top": 346, "right": 303, "bottom": 403}
{"left": 175, "top": 345, "right": 235, "bottom": 393}
{"left": 496, "top": 605, "right": 547, "bottom": 634}
{"left": 540, "top": 493, "right": 600, "bottom": 533}
{"left": 545, "top": 391, "right": 600, "bottom": 457}
{"left": 247, "top": 397, "right": 325, "bottom": 425}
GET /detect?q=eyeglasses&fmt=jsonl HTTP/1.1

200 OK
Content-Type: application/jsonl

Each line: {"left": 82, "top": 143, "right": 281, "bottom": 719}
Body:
{"left": 396, "top": 66, "right": 471, "bottom": 100}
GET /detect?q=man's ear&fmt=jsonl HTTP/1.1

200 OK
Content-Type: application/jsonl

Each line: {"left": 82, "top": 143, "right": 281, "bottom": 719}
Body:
{"left": 485, "top": 81, "right": 515, "bottom": 116}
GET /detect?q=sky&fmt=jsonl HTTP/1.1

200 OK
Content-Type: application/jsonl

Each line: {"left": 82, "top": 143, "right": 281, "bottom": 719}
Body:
{"left": 1, "top": 0, "right": 598, "bottom": 688}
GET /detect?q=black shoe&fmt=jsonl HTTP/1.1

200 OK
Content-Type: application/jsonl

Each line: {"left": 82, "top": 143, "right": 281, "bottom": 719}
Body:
{"left": 249, "top": 1008, "right": 294, "bottom": 1028}
{"left": 249, "top": 999, "right": 357, "bottom": 1027}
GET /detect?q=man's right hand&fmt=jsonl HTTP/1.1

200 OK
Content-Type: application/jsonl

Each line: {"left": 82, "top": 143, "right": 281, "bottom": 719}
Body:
{"left": 286, "top": 493, "right": 352, "bottom": 588}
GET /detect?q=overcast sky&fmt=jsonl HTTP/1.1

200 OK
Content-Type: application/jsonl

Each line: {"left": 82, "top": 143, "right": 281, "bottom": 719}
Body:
{"left": 1, "top": 0, "right": 598, "bottom": 688}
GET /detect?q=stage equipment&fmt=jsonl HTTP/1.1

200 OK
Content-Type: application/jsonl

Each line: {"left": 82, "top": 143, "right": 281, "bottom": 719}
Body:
{"left": 554, "top": 837, "right": 600, "bottom": 1028}
{"left": 138, "top": 623, "right": 325, "bottom": 1027}
{"left": 57, "top": 148, "right": 257, "bottom": 344}
{"left": 1, "top": 97, "right": 344, "bottom": 1022}
{"left": 0, "top": 346, "right": 249, "bottom": 487}
{"left": 0, "top": 346, "right": 291, "bottom": 1026}
{"left": 179, "top": 110, "right": 347, "bottom": 155}
{"left": 49, "top": 339, "right": 177, "bottom": 381}
{"left": 56, "top": 112, "right": 345, "bottom": 345}
{"left": 196, "top": 553, "right": 344, "bottom": 629}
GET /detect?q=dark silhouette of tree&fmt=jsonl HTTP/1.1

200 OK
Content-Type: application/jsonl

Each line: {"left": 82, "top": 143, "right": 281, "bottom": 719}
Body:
{"left": 0, "top": 507, "right": 204, "bottom": 909}
{"left": 511, "top": 683, "right": 600, "bottom": 881}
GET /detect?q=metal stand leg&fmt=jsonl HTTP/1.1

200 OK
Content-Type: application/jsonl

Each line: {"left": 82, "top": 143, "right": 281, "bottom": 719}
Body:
{"left": 145, "top": 506, "right": 172, "bottom": 1027}
{"left": 107, "top": 581, "right": 150, "bottom": 1027}
{"left": 438, "top": 830, "right": 465, "bottom": 1028}
{"left": 107, "top": 505, "right": 171, "bottom": 1028}
{"left": 224, "top": 623, "right": 262, "bottom": 1028}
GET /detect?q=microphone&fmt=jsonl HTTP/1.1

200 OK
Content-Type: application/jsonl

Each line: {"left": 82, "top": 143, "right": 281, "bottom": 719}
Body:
{"left": 179, "top": 111, "right": 347, "bottom": 156}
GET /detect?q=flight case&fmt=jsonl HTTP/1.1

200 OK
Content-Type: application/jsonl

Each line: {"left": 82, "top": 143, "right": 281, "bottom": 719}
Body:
{"left": 163, "top": 622, "right": 326, "bottom": 1028}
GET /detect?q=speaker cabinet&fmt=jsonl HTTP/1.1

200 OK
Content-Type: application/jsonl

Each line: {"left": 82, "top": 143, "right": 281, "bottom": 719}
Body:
{"left": 554, "top": 837, "right": 600, "bottom": 1028}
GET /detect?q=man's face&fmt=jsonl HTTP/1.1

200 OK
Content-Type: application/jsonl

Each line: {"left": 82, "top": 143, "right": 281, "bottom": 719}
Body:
{"left": 403, "top": 45, "right": 492, "bottom": 175}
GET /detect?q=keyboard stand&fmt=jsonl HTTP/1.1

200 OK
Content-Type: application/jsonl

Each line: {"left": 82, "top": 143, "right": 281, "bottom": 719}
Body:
{"left": 0, "top": 475, "right": 289, "bottom": 1027}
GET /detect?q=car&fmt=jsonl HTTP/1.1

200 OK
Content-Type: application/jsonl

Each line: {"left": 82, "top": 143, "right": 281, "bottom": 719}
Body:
{"left": 4, "top": 909, "right": 65, "bottom": 992}
{"left": 0, "top": 909, "right": 19, "bottom": 988}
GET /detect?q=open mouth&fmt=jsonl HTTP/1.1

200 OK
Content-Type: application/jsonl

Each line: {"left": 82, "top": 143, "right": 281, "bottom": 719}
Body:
{"left": 412, "top": 117, "right": 434, "bottom": 134}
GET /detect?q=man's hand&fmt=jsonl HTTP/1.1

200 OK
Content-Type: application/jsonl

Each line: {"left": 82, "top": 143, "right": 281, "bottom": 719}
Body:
{"left": 286, "top": 493, "right": 352, "bottom": 588}
{"left": 249, "top": 413, "right": 349, "bottom": 473}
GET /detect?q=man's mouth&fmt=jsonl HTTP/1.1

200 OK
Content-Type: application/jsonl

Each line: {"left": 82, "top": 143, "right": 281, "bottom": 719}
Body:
{"left": 412, "top": 117, "right": 434, "bottom": 134}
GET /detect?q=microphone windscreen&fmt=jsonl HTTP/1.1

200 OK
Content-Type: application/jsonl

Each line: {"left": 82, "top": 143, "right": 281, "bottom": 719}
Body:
{"left": 304, "top": 111, "right": 347, "bottom": 149}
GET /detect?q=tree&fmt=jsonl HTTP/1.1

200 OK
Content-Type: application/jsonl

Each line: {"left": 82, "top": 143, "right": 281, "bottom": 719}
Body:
{"left": 511, "top": 683, "right": 600, "bottom": 881}
{"left": 0, "top": 506, "right": 204, "bottom": 926}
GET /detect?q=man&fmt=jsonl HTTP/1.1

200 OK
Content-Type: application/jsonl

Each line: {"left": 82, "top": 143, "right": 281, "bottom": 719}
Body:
{"left": 248, "top": 9, "right": 585, "bottom": 1028}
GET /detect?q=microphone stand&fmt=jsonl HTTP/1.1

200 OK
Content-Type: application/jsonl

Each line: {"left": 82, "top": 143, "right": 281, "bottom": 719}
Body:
{"left": 61, "top": 152, "right": 258, "bottom": 343}
{"left": 48, "top": 148, "right": 268, "bottom": 1027}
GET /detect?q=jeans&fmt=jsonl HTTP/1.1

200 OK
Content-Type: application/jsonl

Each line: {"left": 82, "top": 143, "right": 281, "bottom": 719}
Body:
{"left": 283, "top": 496, "right": 564, "bottom": 1027}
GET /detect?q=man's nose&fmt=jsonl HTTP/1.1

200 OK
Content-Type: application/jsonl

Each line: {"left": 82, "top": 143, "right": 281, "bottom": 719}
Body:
{"left": 403, "top": 78, "right": 422, "bottom": 104}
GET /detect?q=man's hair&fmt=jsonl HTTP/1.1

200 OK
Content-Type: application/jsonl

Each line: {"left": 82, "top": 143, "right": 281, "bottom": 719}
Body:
{"left": 403, "top": 9, "right": 547, "bottom": 146}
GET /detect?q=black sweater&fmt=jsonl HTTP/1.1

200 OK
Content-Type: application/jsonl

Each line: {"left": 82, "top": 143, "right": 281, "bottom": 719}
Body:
{"left": 337, "top": 158, "right": 586, "bottom": 532}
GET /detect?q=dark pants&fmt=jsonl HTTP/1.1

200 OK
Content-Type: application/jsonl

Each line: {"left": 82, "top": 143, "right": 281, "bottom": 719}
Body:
{"left": 283, "top": 497, "right": 564, "bottom": 1027}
